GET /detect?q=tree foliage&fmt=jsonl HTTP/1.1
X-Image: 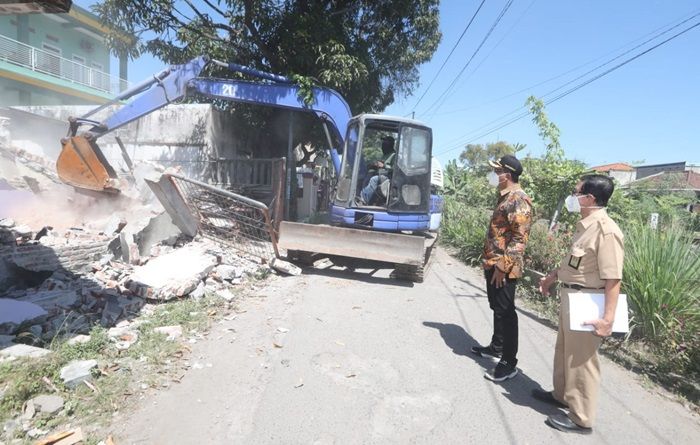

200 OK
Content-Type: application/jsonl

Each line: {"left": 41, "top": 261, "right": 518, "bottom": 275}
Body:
{"left": 458, "top": 141, "right": 525, "bottom": 173}
{"left": 94, "top": 0, "right": 441, "bottom": 113}
{"left": 520, "top": 96, "right": 588, "bottom": 223}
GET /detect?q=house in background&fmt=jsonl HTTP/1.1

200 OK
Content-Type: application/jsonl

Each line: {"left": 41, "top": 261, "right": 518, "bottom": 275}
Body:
{"left": 590, "top": 162, "right": 636, "bottom": 185}
{"left": 0, "top": 3, "right": 128, "bottom": 105}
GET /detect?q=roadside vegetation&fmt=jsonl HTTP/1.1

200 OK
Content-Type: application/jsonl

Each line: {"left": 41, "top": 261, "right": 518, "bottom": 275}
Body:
{"left": 441, "top": 96, "right": 700, "bottom": 409}
{"left": 0, "top": 293, "right": 241, "bottom": 443}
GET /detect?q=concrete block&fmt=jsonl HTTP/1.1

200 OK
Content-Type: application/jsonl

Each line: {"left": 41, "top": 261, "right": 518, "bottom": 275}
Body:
{"left": 60, "top": 359, "right": 98, "bottom": 389}
{"left": 0, "top": 344, "right": 51, "bottom": 359}
{"left": 214, "top": 264, "right": 244, "bottom": 281}
{"left": 30, "top": 395, "right": 64, "bottom": 414}
{"left": 128, "top": 244, "right": 217, "bottom": 300}
{"left": 271, "top": 258, "right": 301, "bottom": 276}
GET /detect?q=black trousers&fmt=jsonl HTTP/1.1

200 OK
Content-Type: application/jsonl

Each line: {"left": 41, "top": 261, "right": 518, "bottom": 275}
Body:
{"left": 484, "top": 267, "right": 519, "bottom": 366}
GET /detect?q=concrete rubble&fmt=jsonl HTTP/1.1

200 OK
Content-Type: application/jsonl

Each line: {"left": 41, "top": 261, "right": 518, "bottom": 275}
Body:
{"left": 60, "top": 359, "right": 98, "bottom": 389}
{"left": 0, "top": 137, "right": 270, "bottom": 359}
{"left": 29, "top": 395, "right": 64, "bottom": 415}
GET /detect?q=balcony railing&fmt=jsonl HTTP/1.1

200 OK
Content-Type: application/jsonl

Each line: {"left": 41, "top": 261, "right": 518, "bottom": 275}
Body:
{"left": 0, "top": 34, "right": 128, "bottom": 95}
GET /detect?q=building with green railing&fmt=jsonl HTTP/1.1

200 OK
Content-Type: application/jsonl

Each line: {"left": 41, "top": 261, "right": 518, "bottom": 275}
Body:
{"left": 0, "top": 4, "right": 128, "bottom": 105}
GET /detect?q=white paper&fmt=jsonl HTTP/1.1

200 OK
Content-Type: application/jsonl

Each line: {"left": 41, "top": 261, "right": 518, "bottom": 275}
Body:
{"left": 568, "top": 293, "right": 629, "bottom": 333}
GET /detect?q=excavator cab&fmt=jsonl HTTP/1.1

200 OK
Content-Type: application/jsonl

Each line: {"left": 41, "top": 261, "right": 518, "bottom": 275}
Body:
{"left": 331, "top": 114, "right": 434, "bottom": 232}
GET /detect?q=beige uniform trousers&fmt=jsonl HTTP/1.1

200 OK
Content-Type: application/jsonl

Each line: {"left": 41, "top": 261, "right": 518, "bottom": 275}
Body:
{"left": 553, "top": 288, "right": 603, "bottom": 428}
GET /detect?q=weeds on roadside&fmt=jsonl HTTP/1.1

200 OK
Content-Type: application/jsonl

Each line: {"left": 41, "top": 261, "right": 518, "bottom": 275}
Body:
{"left": 623, "top": 224, "right": 700, "bottom": 375}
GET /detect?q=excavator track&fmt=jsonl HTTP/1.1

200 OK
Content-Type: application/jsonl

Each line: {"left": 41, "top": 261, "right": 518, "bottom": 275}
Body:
{"left": 391, "top": 232, "right": 438, "bottom": 283}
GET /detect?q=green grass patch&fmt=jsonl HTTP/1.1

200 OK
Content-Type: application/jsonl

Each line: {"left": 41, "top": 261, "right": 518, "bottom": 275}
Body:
{"left": 0, "top": 291, "right": 240, "bottom": 440}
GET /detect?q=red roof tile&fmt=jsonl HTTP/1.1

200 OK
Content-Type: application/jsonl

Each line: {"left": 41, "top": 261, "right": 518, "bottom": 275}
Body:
{"left": 590, "top": 162, "right": 635, "bottom": 172}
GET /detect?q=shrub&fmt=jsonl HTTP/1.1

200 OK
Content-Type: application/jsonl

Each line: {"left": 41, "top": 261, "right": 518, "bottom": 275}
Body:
{"left": 441, "top": 197, "right": 489, "bottom": 266}
{"left": 524, "top": 222, "right": 572, "bottom": 273}
{"left": 623, "top": 224, "right": 700, "bottom": 372}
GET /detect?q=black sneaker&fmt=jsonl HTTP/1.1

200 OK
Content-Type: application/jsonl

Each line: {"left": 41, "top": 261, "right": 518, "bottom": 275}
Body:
{"left": 484, "top": 361, "right": 518, "bottom": 382}
{"left": 471, "top": 344, "right": 502, "bottom": 360}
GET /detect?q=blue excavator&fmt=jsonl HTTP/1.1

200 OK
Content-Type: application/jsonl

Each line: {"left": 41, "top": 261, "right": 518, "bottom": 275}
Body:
{"left": 56, "top": 56, "right": 443, "bottom": 281}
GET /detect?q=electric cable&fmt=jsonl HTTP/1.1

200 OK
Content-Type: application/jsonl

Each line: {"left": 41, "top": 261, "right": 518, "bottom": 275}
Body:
{"left": 435, "top": 19, "right": 700, "bottom": 156}
{"left": 412, "top": 0, "right": 487, "bottom": 111}
{"left": 419, "top": 0, "right": 515, "bottom": 117}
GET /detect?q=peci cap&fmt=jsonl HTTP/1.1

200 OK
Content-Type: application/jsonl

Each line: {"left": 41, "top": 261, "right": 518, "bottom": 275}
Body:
{"left": 488, "top": 155, "right": 523, "bottom": 176}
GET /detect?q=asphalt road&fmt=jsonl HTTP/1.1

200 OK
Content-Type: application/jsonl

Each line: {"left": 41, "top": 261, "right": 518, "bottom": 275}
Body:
{"left": 113, "top": 248, "right": 700, "bottom": 444}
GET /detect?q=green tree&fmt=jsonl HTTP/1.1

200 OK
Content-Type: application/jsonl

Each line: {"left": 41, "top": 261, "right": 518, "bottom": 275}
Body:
{"left": 521, "top": 96, "right": 587, "bottom": 225}
{"left": 94, "top": 0, "right": 441, "bottom": 114}
{"left": 458, "top": 141, "right": 525, "bottom": 173}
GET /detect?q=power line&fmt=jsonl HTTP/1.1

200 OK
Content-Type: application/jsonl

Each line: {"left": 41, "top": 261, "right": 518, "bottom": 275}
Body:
{"left": 428, "top": 5, "right": 687, "bottom": 119}
{"left": 412, "top": 0, "right": 487, "bottom": 111}
{"left": 435, "top": 19, "right": 700, "bottom": 156}
{"left": 419, "top": 0, "right": 515, "bottom": 117}
{"left": 439, "top": 10, "right": 700, "bottom": 149}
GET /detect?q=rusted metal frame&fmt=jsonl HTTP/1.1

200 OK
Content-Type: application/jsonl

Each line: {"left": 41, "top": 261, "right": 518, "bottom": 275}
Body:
{"left": 167, "top": 173, "right": 279, "bottom": 260}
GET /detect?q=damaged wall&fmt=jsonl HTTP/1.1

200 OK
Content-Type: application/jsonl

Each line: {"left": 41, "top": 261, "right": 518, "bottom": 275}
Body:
{"left": 6, "top": 104, "right": 244, "bottom": 183}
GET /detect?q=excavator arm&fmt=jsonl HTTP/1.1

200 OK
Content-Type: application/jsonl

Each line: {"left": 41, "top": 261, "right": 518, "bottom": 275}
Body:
{"left": 56, "top": 56, "right": 351, "bottom": 193}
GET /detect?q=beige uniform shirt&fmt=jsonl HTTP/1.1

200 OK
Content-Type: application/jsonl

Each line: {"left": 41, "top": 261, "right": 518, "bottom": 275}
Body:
{"left": 557, "top": 209, "right": 624, "bottom": 288}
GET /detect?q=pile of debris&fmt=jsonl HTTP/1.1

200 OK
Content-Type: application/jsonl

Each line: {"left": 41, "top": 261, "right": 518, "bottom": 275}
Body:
{"left": 0, "top": 137, "right": 271, "bottom": 362}
{"left": 0, "top": 215, "right": 265, "bottom": 360}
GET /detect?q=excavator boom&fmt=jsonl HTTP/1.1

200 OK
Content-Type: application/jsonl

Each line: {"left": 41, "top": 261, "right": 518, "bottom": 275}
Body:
{"left": 56, "top": 56, "right": 351, "bottom": 193}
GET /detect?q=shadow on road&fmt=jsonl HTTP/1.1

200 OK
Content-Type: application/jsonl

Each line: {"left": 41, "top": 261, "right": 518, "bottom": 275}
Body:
{"left": 455, "top": 277, "right": 487, "bottom": 297}
{"left": 301, "top": 266, "right": 415, "bottom": 288}
{"left": 422, "top": 321, "right": 562, "bottom": 417}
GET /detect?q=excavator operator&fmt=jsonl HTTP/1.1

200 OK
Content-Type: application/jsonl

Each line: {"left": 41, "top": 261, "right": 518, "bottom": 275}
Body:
{"left": 359, "top": 136, "right": 395, "bottom": 205}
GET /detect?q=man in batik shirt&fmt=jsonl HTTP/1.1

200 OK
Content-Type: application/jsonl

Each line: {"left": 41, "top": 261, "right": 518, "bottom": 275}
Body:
{"left": 472, "top": 155, "right": 532, "bottom": 382}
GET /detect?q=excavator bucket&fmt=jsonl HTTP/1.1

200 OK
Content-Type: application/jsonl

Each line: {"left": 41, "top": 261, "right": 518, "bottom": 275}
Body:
{"left": 56, "top": 136, "right": 121, "bottom": 193}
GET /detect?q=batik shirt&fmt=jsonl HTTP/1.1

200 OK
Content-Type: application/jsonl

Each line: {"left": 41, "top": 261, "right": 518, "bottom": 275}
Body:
{"left": 483, "top": 184, "right": 532, "bottom": 279}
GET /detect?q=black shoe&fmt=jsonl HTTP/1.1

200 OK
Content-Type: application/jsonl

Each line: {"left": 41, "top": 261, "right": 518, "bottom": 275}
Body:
{"left": 546, "top": 414, "right": 592, "bottom": 435}
{"left": 532, "top": 389, "right": 568, "bottom": 408}
{"left": 484, "top": 360, "right": 518, "bottom": 382}
{"left": 471, "top": 344, "right": 502, "bottom": 360}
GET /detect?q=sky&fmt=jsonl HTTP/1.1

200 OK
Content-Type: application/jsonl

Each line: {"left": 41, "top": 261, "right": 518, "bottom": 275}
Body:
{"left": 77, "top": 0, "right": 700, "bottom": 169}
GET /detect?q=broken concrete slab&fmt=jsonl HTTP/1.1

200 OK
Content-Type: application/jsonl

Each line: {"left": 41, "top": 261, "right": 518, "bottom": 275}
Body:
{"left": 145, "top": 173, "right": 199, "bottom": 237}
{"left": 270, "top": 258, "right": 301, "bottom": 276}
{"left": 19, "top": 290, "right": 80, "bottom": 311}
{"left": 60, "top": 359, "right": 97, "bottom": 388}
{"left": 215, "top": 288, "right": 236, "bottom": 302}
{"left": 127, "top": 244, "right": 217, "bottom": 300}
{"left": 0, "top": 344, "right": 51, "bottom": 359}
{"left": 189, "top": 281, "right": 205, "bottom": 300}
{"left": 103, "top": 215, "right": 127, "bottom": 236}
{"left": 119, "top": 231, "right": 140, "bottom": 265}
{"left": 30, "top": 395, "right": 64, "bottom": 415}
{"left": 213, "top": 264, "right": 244, "bottom": 281}
{"left": 135, "top": 212, "right": 181, "bottom": 257}
{"left": 0, "top": 299, "right": 48, "bottom": 331}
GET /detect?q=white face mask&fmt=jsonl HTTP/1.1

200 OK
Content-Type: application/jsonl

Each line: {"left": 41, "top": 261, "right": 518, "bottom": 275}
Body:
{"left": 565, "top": 194, "right": 581, "bottom": 213}
{"left": 487, "top": 171, "right": 500, "bottom": 187}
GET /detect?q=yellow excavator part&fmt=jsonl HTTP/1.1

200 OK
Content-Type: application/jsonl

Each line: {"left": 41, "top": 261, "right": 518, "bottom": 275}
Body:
{"left": 56, "top": 136, "right": 120, "bottom": 193}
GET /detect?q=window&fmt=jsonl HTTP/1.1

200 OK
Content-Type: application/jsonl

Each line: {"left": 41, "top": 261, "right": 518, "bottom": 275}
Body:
{"left": 38, "top": 43, "right": 61, "bottom": 76}
{"left": 72, "top": 55, "right": 87, "bottom": 84}
{"left": 89, "top": 61, "right": 108, "bottom": 91}
{"left": 397, "top": 126, "right": 430, "bottom": 175}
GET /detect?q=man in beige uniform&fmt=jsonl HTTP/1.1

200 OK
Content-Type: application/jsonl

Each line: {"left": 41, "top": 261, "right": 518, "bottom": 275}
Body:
{"left": 535, "top": 174, "right": 624, "bottom": 434}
